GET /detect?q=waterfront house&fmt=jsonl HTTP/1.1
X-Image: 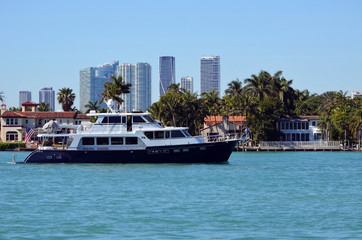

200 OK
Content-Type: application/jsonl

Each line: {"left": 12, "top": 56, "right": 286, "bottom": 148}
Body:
{"left": 0, "top": 102, "right": 89, "bottom": 143}
{"left": 201, "top": 116, "right": 246, "bottom": 138}
{"left": 278, "top": 116, "right": 322, "bottom": 141}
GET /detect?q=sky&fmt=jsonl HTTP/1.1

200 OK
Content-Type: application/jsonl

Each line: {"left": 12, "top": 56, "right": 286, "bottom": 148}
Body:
{"left": 1, "top": 0, "right": 362, "bottom": 111}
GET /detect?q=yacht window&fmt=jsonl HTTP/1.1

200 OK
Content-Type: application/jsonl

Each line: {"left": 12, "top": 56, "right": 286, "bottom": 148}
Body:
{"left": 102, "top": 116, "right": 122, "bottom": 124}
{"left": 126, "top": 137, "right": 138, "bottom": 145}
{"left": 171, "top": 130, "right": 185, "bottom": 138}
{"left": 111, "top": 137, "right": 123, "bottom": 145}
{"left": 144, "top": 132, "right": 154, "bottom": 139}
{"left": 155, "top": 131, "right": 164, "bottom": 139}
{"left": 121, "top": 116, "right": 126, "bottom": 124}
{"left": 144, "top": 115, "right": 155, "bottom": 123}
{"left": 165, "top": 131, "right": 170, "bottom": 138}
{"left": 82, "top": 137, "right": 94, "bottom": 145}
{"left": 97, "top": 137, "right": 109, "bottom": 145}
{"left": 182, "top": 130, "right": 191, "bottom": 137}
{"left": 133, "top": 116, "right": 146, "bottom": 123}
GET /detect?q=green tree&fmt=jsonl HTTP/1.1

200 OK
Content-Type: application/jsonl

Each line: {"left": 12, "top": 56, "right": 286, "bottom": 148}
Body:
{"left": 84, "top": 100, "right": 100, "bottom": 113}
{"left": 243, "top": 71, "right": 280, "bottom": 101}
{"left": 57, "top": 88, "right": 75, "bottom": 111}
{"left": 100, "top": 76, "right": 132, "bottom": 110}
{"left": 38, "top": 102, "right": 50, "bottom": 111}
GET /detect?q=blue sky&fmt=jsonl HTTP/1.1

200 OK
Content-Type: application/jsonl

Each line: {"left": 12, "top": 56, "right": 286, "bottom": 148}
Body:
{"left": 1, "top": 0, "right": 361, "bottom": 111}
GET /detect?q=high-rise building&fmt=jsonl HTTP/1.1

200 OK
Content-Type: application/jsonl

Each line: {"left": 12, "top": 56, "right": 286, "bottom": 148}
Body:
{"left": 181, "top": 76, "right": 194, "bottom": 93}
{"left": 117, "top": 62, "right": 151, "bottom": 112}
{"left": 134, "top": 63, "right": 151, "bottom": 111}
{"left": 19, "top": 91, "right": 32, "bottom": 107}
{"left": 79, "top": 61, "right": 119, "bottom": 113}
{"left": 39, "top": 87, "right": 55, "bottom": 111}
{"left": 200, "top": 55, "right": 220, "bottom": 96}
{"left": 117, "top": 63, "right": 135, "bottom": 112}
{"left": 159, "top": 56, "right": 175, "bottom": 97}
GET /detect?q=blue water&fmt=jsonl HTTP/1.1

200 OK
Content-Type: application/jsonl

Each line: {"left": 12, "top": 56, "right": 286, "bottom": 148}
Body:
{"left": 0, "top": 151, "right": 361, "bottom": 239}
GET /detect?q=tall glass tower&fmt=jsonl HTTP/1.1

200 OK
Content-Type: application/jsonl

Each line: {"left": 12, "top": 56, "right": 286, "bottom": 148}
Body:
{"left": 117, "top": 63, "right": 151, "bottom": 112}
{"left": 79, "top": 61, "right": 119, "bottom": 112}
{"left": 181, "top": 76, "right": 193, "bottom": 93}
{"left": 19, "top": 91, "right": 32, "bottom": 108}
{"left": 159, "top": 56, "right": 175, "bottom": 97}
{"left": 200, "top": 55, "right": 220, "bottom": 96}
{"left": 134, "top": 63, "right": 151, "bottom": 112}
{"left": 39, "top": 87, "right": 55, "bottom": 111}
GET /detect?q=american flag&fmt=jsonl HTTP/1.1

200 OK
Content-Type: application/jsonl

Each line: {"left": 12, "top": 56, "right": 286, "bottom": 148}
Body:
{"left": 25, "top": 125, "right": 34, "bottom": 143}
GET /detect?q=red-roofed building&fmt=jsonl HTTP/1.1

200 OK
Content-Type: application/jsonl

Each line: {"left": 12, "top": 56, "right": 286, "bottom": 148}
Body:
{"left": 201, "top": 115, "right": 247, "bottom": 138}
{"left": 0, "top": 103, "right": 89, "bottom": 143}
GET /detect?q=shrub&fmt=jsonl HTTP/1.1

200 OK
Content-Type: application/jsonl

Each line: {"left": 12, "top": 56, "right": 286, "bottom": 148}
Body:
{"left": 0, "top": 142, "right": 26, "bottom": 150}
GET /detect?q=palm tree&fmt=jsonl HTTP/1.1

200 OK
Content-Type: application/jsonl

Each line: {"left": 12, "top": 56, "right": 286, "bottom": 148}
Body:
{"left": 243, "top": 71, "right": 275, "bottom": 101}
{"left": 84, "top": 100, "right": 100, "bottom": 113}
{"left": 225, "top": 79, "right": 243, "bottom": 97}
{"left": 38, "top": 102, "right": 50, "bottom": 111}
{"left": 57, "top": 88, "right": 75, "bottom": 111}
{"left": 0, "top": 91, "right": 5, "bottom": 103}
{"left": 201, "top": 89, "right": 221, "bottom": 133}
{"left": 167, "top": 83, "right": 184, "bottom": 94}
{"left": 274, "top": 77, "right": 294, "bottom": 113}
{"left": 100, "top": 76, "right": 132, "bottom": 110}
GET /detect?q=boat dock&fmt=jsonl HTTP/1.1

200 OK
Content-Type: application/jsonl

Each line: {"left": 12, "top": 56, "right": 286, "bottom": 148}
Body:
{"left": 238, "top": 141, "right": 344, "bottom": 151}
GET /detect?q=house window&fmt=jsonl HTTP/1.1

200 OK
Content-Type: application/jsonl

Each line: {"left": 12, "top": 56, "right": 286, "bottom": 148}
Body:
{"left": 6, "top": 131, "right": 18, "bottom": 141}
{"left": 312, "top": 121, "right": 316, "bottom": 127}
{"left": 38, "top": 119, "right": 42, "bottom": 126}
{"left": 25, "top": 120, "right": 28, "bottom": 124}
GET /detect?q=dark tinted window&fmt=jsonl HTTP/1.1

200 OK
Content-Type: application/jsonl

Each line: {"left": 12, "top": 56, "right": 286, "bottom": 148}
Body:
{"left": 155, "top": 131, "right": 164, "bottom": 139}
{"left": 126, "top": 137, "right": 138, "bottom": 145}
{"left": 101, "top": 116, "right": 122, "bottom": 124}
{"left": 171, "top": 130, "right": 185, "bottom": 138}
{"left": 133, "top": 116, "right": 146, "bottom": 123}
{"left": 82, "top": 137, "right": 94, "bottom": 145}
{"left": 97, "top": 137, "right": 109, "bottom": 145}
{"left": 111, "top": 137, "right": 123, "bottom": 145}
{"left": 144, "top": 132, "right": 153, "bottom": 139}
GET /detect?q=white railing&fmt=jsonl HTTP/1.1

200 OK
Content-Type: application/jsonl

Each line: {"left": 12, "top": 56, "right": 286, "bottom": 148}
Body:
{"left": 259, "top": 141, "right": 340, "bottom": 149}
{"left": 201, "top": 134, "right": 240, "bottom": 143}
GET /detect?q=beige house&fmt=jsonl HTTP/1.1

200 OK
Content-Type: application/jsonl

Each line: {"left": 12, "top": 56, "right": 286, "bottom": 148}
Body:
{"left": 0, "top": 102, "right": 89, "bottom": 143}
{"left": 201, "top": 116, "right": 246, "bottom": 138}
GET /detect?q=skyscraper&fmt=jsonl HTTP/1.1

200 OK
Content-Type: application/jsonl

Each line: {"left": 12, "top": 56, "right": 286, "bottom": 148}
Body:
{"left": 117, "top": 62, "right": 151, "bottom": 112}
{"left": 19, "top": 91, "right": 31, "bottom": 107}
{"left": 181, "top": 76, "right": 193, "bottom": 93}
{"left": 159, "top": 56, "right": 175, "bottom": 97}
{"left": 79, "top": 61, "right": 119, "bottom": 113}
{"left": 39, "top": 87, "right": 55, "bottom": 111}
{"left": 117, "top": 63, "right": 135, "bottom": 112}
{"left": 134, "top": 63, "right": 151, "bottom": 111}
{"left": 200, "top": 55, "right": 220, "bottom": 96}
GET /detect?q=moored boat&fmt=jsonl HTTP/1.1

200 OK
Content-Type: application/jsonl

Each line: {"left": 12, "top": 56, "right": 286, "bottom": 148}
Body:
{"left": 21, "top": 109, "right": 239, "bottom": 164}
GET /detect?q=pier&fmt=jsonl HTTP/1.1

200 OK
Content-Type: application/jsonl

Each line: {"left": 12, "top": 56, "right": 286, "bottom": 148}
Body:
{"left": 240, "top": 141, "right": 342, "bottom": 151}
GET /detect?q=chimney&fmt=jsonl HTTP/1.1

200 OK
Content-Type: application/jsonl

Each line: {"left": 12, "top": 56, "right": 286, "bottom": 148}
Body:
{"left": 1, "top": 104, "right": 6, "bottom": 115}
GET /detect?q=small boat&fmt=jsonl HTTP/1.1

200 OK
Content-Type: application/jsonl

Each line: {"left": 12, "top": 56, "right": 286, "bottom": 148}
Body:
{"left": 20, "top": 107, "right": 239, "bottom": 164}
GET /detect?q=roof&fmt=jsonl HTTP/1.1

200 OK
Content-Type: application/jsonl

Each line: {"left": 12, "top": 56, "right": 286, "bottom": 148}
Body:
{"left": 278, "top": 115, "right": 319, "bottom": 121}
{"left": 1, "top": 111, "right": 89, "bottom": 119}
{"left": 202, "top": 115, "right": 246, "bottom": 131}
{"left": 204, "top": 116, "right": 246, "bottom": 126}
{"left": 22, "top": 101, "right": 38, "bottom": 106}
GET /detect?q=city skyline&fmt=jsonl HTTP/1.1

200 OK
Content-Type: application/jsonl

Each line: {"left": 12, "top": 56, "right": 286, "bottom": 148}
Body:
{"left": 1, "top": 1, "right": 362, "bottom": 110}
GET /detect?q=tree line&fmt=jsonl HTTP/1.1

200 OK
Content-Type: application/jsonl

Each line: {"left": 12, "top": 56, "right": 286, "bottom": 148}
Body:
{"left": 149, "top": 71, "right": 362, "bottom": 144}
{"left": 1, "top": 70, "right": 361, "bottom": 144}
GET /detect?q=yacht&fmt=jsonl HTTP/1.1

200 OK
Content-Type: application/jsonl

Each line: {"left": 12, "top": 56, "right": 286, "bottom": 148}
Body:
{"left": 21, "top": 108, "right": 240, "bottom": 164}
